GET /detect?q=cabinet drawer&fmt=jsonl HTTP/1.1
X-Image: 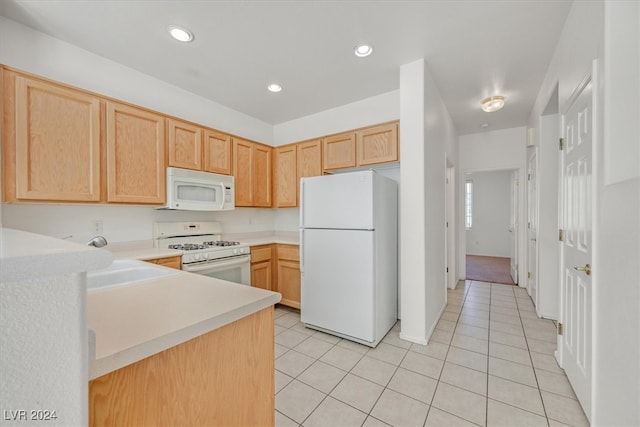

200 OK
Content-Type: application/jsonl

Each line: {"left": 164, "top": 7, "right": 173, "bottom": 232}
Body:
{"left": 146, "top": 256, "right": 182, "bottom": 270}
{"left": 277, "top": 245, "right": 299, "bottom": 262}
{"left": 250, "top": 245, "right": 273, "bottom": 263}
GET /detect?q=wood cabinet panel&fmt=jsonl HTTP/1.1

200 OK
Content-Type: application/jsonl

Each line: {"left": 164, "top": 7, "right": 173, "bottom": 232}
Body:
{"left": 253, "top": 144, "right": 272, "bottom": 207}
{"left": 357, "top": 122, "right": 398, "bottom": 166}
{"left": 251, "top": 262, "right": 273, "bottom": 291}
{"left": 232, "top": 138, "right": 253, "bottom": 206}
{"left": 167, "top": 118, "right": 202, "bottom": 170}
{"left": 273, "top": 145, "right": 297, "bottom": 207}
{"left": 250, "top": 245, "right": 274, "bottom": 291}
{"left": 297, "top": 139, "right": 323, "bottom": 179}
{"left": 276, "top": 244, "right": 300, "bottom": 309}
{"left": 89, "top": 307, "right": 274, "bottom": 427}
{"left": 145, "top": 256, "right": 181, "bottom": 270}
{"left": 323, "top": 132, "right": 356, "bottom": 170}
{"left": 233, "top": 138, "right": 272, "bottom": 207}
{"left": 106, "top": 101, "right": 166, "bottom": 204}
{"left": 4, "top": 72, "right": 101, "bottom": 202}
{"left": 203, "top": 130, "right": 231, "bottom": 175}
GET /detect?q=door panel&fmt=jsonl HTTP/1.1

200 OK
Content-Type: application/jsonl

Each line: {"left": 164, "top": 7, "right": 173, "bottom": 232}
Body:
{"left": 560, "top": 77, "right": 593, "bottom": 417}
{"left": 528, "top": 151, "right": 538, "bottom": 303}
{"left": 300, "top": 229, "right": 374, "bottom": 342}
{"left": 509, "top": 171, "right": 519, "bottom": 283}
{"left": 301, "top": 172, "right": 373, "bottom": 229}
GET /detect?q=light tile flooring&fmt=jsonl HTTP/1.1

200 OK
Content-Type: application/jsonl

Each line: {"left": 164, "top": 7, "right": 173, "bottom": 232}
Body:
{"left": 274, "top": 280, "right": 590, "bottom": 427}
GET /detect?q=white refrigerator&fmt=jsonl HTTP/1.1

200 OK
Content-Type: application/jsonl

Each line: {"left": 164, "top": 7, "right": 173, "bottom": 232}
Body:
{"left": 300, "top": 170, "right": 398, "bottom": 347}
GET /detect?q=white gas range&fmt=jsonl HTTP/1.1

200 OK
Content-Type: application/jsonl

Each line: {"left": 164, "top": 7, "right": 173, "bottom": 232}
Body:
{"left": 153, "top": 221, "right": 251, "bottom": 285}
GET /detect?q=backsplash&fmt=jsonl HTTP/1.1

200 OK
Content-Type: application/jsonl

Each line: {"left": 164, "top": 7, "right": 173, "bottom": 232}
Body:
{"left": 1, "top": 203, "right": 279, "bottom": 244}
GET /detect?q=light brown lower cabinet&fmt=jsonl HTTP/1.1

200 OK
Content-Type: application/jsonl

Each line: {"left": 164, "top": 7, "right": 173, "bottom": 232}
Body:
{"left": 89, "top": 307, "right": 274, "bottom": 427}
{"left": 249, "top": 244, "right": 301, "bottom": 309}
{"left": 250, "top": 245, "right": 274, "bottom": 291}
{"left": 276, "top": 245, "right": 301, "bottom": 309}
{"left": 145, "top": 256, "right": 181, "bottom": 270}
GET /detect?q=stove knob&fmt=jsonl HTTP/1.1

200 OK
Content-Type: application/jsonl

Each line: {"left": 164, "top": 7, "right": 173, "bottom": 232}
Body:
{"left": 194, "top": 253, "right": 202, "bottom": 261}
{"left": 233, "top": 248, "right": 239, "bottom": 255}
{"left": 203, "top": 253, "right": 209, "bottom": 260}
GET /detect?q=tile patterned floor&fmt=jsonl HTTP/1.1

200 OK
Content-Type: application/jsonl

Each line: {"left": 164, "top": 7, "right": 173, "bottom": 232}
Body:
{"left": 274, "top": 280, "right": 590, "bottom": 427}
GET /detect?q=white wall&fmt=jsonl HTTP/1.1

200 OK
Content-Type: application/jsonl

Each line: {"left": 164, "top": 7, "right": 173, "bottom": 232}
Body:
{"left": 458, "top": 127, "right": 527, "bottom": 284}
{"left": 1, "top": 204, "right": 275, "bottom": 245}
{"left": 399, "top": 59, "right": 457, "bottom": 345}
{"left": 528, "top": 1, "right": 640, "bottom": 424}
{"left": 465, "top": 170, "right": 512, "bottom": 257}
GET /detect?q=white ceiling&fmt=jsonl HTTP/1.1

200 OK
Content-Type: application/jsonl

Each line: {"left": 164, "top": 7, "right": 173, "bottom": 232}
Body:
{"left": 0, "top": 0, "right": 572, "bottom": 135}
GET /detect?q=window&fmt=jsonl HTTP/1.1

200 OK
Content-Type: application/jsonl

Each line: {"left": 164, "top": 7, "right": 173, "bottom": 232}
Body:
{"left": 465, "top": 180, "right": 473, "bottom": 229}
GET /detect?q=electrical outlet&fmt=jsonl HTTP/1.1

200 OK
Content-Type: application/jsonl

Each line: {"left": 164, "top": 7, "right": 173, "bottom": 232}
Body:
{"left": 92, "top": 220, "right": 103, "bottom": 234}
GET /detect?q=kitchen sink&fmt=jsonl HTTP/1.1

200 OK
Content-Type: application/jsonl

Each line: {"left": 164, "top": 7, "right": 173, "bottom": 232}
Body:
{"left": 87, "top": 259, "right": 180, "bottom": 290}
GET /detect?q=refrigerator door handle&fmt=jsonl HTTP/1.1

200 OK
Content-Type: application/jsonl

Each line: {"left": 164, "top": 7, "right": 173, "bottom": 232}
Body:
{"left": 299, "top": 180, "right": 305, "bottom": 228}
{"left": 299, "top": 229, "right": 304, "bottom": 273}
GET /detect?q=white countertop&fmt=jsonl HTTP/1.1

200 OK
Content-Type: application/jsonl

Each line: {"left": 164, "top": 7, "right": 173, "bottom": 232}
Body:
{"left": 87, "top": 270, "right": 281, "bottom": 379}
{"left": 0, "top": 228, "right": 113, "bottom": 282}
{"left": 224, "top": 231, "right": 299, "bottom": 246}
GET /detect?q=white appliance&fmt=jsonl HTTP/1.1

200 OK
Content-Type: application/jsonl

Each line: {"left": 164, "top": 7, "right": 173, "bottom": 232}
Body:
{"left": 153, "top": 221, "right": 251, "bottom": 285}
{"left": 300, "top": 170, "right": 398, "bottom": 347}
{"left": 165, "top": 167, "right": 235, "bottom": 211}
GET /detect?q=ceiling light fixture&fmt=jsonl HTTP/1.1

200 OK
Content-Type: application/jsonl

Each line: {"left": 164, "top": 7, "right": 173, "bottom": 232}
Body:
{"left": 354, "top": 44, "right": 373, "bottom": 57}
{"left": 168, "top": 25, "right": 194, "bottom": 42}
{"left": 481, "top": 95, "right": 505, "bottom": 112}
{"left": 267, "top": 83, "right": 282, "bottom": 93}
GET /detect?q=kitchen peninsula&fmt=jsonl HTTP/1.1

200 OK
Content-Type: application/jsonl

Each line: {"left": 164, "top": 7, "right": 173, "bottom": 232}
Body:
{"left": 0, "top": 227, "right": 281, "bottom": 427}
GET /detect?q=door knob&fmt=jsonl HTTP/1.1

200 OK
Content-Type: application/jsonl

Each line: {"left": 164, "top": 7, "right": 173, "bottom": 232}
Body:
{"left": 574, "top": 264, "right": 591, "bottom": 276}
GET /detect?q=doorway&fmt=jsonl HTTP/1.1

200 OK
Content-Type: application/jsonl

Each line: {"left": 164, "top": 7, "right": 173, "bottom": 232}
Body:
{"left": 464, "top": 169, "right": 519, "bottom": 285}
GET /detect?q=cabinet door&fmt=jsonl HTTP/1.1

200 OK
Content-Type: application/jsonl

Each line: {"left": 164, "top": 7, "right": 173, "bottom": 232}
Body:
{"left": 297, "top": 139, "right": 323, "bottom": 179}
{"left": 251, "top": 261, "right": 273, "bottom": 291}
{"left": 203, "top": 130, "right": 231, "bottom": 175}
{"left": 277, "top": 260, "right": 301, "bottom": 309}
{"left": 232, "top": 138, "right": 253, "bottom": 206}
{"left": 10, "top": 74, "right": 101, "bottom": 201}
{"left": 357, "top": 122, "right": 398, "bottom": 166}
{"left": 273, "top": 145, "right": 297, "bottom": 207}
{"left": 276, "top": 245, "right": 300, "bottom": 309}
{"left": 106, "top": 102, "right": 166, "bottom": 204}
{"left": 167, "top": 118, "right": 202, "bottom": 170}
{"left": 253, "top": 144, "right": 272, "bottom": 207}
{"left": 323, "top": 132, "right": 356, "bottom": 170}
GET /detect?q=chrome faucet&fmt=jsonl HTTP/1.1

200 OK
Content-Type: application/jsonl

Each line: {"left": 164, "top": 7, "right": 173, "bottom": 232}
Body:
{"left": 87, "top": 235, "right": 108, "bottom": 248}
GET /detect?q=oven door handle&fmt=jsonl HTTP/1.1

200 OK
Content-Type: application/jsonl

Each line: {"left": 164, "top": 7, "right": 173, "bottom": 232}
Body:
{"left": 183, "top": 255, "right": 250, "bottom": 273}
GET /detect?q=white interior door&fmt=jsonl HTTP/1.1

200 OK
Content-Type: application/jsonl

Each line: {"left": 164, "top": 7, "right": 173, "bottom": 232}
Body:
{"left": 560, "top": 76, "right": 593, "bottom": 418}
{"left": 509, "top": 171, "right": 519, "bottom": 283}
{"left": 527, "top": 150, "right": 539, "bottom": 303}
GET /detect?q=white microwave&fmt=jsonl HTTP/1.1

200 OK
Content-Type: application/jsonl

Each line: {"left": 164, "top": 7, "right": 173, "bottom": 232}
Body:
{"left": 165, "top": 167, "right": 235, "bottom": 211}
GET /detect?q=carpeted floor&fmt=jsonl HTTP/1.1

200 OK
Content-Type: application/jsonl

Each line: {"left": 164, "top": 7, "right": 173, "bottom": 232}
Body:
{"left": 466, "top": 255, "right": 516, "bottom": 285}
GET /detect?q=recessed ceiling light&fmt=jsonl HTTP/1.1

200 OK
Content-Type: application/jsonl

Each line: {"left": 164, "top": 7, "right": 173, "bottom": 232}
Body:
{"left": 480, "top": 123, "right": 490, "bottom": 128}
{"left": 354, "top": 44, "right": 373, "bottom": 57}
{"left": 481, "top": 95, "right": 505, "bottom": 112}
{"left": 168, "top": 25, "right": 194, "bottom": 42}
{"left": 267, "top": 83, "right": 282, "bottom": 93}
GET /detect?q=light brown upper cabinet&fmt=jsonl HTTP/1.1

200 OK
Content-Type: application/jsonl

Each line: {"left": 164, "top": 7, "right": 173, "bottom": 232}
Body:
{"left": 232, "top": 138, "right": 272, "bottom": 207}
{"left": 167, "top": 118, "right": 202, "bottom": 171}
{"left": 273, "top": 138, "right": 322, "bottom": 207}
{"left": 253, "top": 144, "right": 272, "bottom": 207}
{"left": 323, "top": 132, "right": 356, "bottom": 170}
{"left": 273, "top": 145, "right": 298, "bottom": 207}
{"left": 2, "top": 71, "right": 102, "bottom": 202}
{"left": 297, "top": 139, "right": 323, "bottom": 179}
{"left": 105, "top": 101, "right": 166, "bottom": 204}
{"left": 356, "top": 122, "right": 398, "bottom": 166}
{"left": 203, "top": 130, "right": 232, "bottom": 175}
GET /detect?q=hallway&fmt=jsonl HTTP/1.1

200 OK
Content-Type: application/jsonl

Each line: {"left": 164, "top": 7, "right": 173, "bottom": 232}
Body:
{"left": 274, "top": 281, "right": 588, "bottom": 426}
